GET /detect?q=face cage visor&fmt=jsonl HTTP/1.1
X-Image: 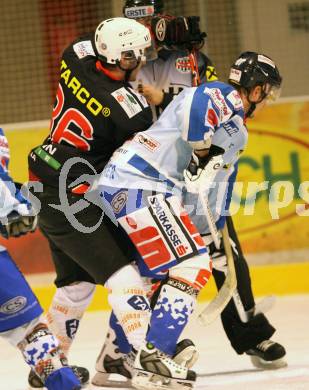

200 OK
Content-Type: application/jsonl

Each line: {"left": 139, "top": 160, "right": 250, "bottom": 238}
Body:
{"left": 264, "top": 83, "right": 282, "bottom": 102}
{"left": 120, "top": 48, "right": 147, "bottom": 69}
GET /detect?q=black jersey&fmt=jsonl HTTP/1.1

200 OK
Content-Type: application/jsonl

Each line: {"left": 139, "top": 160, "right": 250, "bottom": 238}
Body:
{"left": 29, "top": 33, "right": 152, "bottom": 189}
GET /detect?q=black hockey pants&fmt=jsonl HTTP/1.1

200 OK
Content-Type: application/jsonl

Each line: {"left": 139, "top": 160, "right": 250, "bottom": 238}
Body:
{"left": 35, "top": 185, "right": 135, "bottom": 287}
{"left": 211, "top": 216, "right": 276, "bottom": 354}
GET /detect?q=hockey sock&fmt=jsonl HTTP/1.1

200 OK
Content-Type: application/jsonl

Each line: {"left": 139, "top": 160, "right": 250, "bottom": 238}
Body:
{"left": 146, "top": 279, "right": 198, "bottom": 355}
{"left": 105, "top": 264, "right": 151, "bottom": 352}
{"left": 45, "top": 282, "right": 95, "bottom": 355}
{"left": 146, "top": 254, "right": 212, "bottom": 355}
{"left": 17, "top": 323, "right": 73, "bottom": 384}
{"left": 109, "top": 311, "right": 132, "bottom": 354}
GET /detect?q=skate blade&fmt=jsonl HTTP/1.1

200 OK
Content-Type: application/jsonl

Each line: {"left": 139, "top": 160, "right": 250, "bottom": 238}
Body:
{"left": 91, "top": 371, "right": 132, "bottom": 388}
{"left": 250, "top": 355, "right": 288, "bottom": 370}
{"left": 173, "top": 346, "right": 199, "bottom": 369}
{"left": 132, "top": 371, "right": 194, "bottom": 390}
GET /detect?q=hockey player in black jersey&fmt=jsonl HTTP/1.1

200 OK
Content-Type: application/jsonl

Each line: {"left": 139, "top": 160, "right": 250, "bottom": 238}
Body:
{"left": 27, "top": 17, "right": 153, "bottom": 388}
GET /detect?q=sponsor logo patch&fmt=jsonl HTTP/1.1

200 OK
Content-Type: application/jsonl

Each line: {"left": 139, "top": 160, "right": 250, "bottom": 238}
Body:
{"left": 134, "top": 133, "right": 160, "bottom": 152}
{"left": 229, "top": 68, "right": 242, "bottom": 83}
{"left": 125, "top": 5, "right": 154, "bottom": 18}
{"left": 111, "top": 191, "right": 128, "bottom": 214}
{"left": 155, "top": 18, "right": 167, "bottom": 42}
{"left": 0, "top": 296, "right": 27, "bottom": 314}
{"left": 73, "top": 41, "right": 95, "bottom": 59}
{"left": 167, "top": 278, "right": 199, "bottom": 297}
{"left": 148, "top": 194, "right": 192, "bottom": 258}
{"left": 111, "top": 87, "right": 142, "bottom": 118}
{"left": 175, "top": 56, "right": 191, "bottom": 73}
{"left": 204, "top": 87, "right": 232, "bottom": 122}
{"left": 127, "top": 295, "right": 150, "bottom": 311}
{"left": 206, "top": 65, "right": 218, "bottom": 81}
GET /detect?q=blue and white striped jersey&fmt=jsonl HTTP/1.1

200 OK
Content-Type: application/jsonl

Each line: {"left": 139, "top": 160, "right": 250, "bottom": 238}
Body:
{"left": 107, "top": 81, "right": 246, "bottom": 182}
{"left": 101, "top": 81, "right": 247, "bottom": 230}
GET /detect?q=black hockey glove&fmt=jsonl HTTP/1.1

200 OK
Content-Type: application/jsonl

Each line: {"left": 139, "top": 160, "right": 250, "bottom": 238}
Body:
{"left": 0, "top": 210, "right": 37, "bottom": 239}
{"left": 152, "top": 16, "right": 206, "bottom": 50}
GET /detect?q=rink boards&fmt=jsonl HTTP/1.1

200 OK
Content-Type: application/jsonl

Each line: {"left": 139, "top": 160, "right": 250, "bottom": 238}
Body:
{"left": 28, "top": 261, "right": 309, "bottom": 312}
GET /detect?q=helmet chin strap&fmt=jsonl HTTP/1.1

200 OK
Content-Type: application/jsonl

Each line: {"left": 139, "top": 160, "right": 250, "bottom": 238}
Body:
{"left": 117, "top": 59, "right": 140, "bottom": 82}
{"left": 246, "top": 102, "right": 256, "bottom": 118}
{"left": 244, "top": 88, "right": 257, "bottom": 118}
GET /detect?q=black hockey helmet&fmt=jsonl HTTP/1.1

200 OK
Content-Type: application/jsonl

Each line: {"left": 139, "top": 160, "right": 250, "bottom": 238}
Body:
{"left": 229, "top": 51, "right": 282, "bottom": 98}
{"left": 229, "top": 51, "right": 282, "bottom": 116}
{"left": 123, "top": 0, "right": 164, "bottom": 18}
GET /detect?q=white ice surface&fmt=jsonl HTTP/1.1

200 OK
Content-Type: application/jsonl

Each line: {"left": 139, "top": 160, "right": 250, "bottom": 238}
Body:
{"left": 0, "top": 295, "right": 308, "bottom": 390}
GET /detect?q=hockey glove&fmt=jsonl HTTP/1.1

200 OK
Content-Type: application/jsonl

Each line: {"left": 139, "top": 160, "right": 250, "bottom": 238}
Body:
{"left": 152, "top": 16, "right": 206, "bottom": 50}
{"left": 184, "top": 145, "right": 225, "bottom": 194}
{"left": 0, "top": 210, "right": 37, "bottom": 238}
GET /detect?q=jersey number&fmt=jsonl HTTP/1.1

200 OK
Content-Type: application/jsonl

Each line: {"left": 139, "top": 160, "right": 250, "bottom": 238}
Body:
{"left": 50, "top": 84, "right": 93, "bottom": 151}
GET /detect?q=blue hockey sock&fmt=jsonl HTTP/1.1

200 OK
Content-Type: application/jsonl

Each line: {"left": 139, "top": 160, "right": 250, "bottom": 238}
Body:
{"left": 146, "top": 282, "right": 197, "bottom": 355}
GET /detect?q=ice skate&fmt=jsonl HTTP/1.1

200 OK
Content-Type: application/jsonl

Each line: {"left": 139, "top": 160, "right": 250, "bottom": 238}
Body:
{"left": 132, "top": 342, "right": 196, "bottom": 390}
{"left": 173, "top": 339, "right": 199, "bottom": 369}
{"left": 91, "top": 332, "right": 133, "bottom": 388}
{"left": 28, "top": 365, "right": 89, "bottom": 388}
{"left": 246, "top": 339, "right": 287, "bottom": 369}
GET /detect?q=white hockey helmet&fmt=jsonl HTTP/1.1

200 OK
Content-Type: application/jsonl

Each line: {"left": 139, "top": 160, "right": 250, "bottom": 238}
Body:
{"left": 95, "top": 17, "right": 151, "bottom": 65}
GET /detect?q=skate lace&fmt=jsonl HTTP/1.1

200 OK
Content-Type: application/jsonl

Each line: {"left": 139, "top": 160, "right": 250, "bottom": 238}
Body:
{"left": 256, "top": 340, "right": 275, "bottom": 352}
{"left": 157, "top": 350, "right": 187, "bottom": 372}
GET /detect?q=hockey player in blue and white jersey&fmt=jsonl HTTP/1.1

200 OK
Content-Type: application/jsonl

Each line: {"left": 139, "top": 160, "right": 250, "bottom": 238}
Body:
{"left": 97, "top": 52, "right": 282, "bottom": 389}
{"left": 0, "top": 128, "right": 81, "bottom": 390}
{"left": 92, "top": 5, "right": 287, "bottom": 379}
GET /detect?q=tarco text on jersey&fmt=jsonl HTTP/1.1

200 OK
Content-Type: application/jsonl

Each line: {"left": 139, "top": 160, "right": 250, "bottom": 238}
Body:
{"left": 60, "top": 60, "right": 109, "bottom": 117}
